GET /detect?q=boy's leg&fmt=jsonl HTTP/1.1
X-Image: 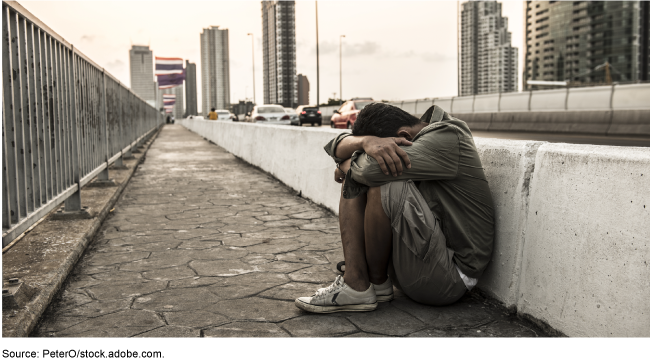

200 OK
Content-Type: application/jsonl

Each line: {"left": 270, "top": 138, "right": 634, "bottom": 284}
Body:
{"left": 363, "top": 186, "right": 392, "bottom": 286}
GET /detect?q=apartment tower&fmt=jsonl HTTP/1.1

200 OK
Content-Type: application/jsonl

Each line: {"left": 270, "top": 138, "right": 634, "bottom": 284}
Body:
{"left": 460, "top": 1, "right": 518, "bottom": 95}
{"left": 184, "top": 60, "right": 198, "bottom": 116}
{"left": 200, "top": 26, "right": 231, "bottom": 114}
{"left": 262, "top": 1, "right": 297, "bottom": 107}
{"left": 129, "top": 45, "right": 156, "bottom": 105}
{"left": 524, "top": 1, "right": 650, "bottom": 89}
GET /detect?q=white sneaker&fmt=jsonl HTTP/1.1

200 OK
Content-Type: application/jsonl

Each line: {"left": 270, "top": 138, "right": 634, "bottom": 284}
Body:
{"left": 295, "top": 275, "right": 378, "bottom": 313}
{"left": 373, "top": 277, "right": 394, "bottom": 302}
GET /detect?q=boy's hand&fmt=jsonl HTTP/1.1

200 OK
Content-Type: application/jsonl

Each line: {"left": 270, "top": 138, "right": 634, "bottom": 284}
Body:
{"left": 362, "top": 137, "right": 412, "bottom": 176}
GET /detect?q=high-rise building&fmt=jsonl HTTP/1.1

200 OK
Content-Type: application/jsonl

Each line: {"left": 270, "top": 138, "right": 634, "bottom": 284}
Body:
{"left": 262, "top": 1, "right": 297, "bottom": 107}
{"left": 524, "top": 1, "right": 650, "bottom": 90}
{"left": 185, "top": 60, "right": 198, "bottom": 116}
{"left": 297, "top": 74, "right": 309, "bottom": 106}
{"left": 129, "top": 45, "right": 156, "bottom": 104}
{"left": 460, "top": 1, "right": 518, "bottom": 95}
{"left": 200, "top": 26, "right": 231, "bottom": 114}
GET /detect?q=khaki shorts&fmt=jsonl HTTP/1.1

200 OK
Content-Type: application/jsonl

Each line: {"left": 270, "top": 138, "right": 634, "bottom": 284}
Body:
{"left": 381, "top": 180, "right": 467, "bottom": 306}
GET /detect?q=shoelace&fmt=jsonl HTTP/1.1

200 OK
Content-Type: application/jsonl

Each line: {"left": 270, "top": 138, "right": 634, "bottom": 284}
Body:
{"left": 312, "top": 275, "right": 345, "bottom": 300}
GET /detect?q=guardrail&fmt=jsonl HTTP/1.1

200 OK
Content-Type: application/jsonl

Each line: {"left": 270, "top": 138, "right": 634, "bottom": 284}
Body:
{"left": 318, "top": 83, "right": 650, "bottom": 136}
{"left": 2, "top": 1, "right": 163, "bottom": 247}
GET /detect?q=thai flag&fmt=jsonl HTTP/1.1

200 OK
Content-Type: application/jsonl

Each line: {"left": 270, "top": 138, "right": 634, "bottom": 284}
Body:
{"left": 158, "top": 69, "right": 186, "bottom": 89}
{"left": 155, "top": 57, "right": 184, "bottom": 75}
{"left": 163, "top": 94, "right": 176, "bottom": 105}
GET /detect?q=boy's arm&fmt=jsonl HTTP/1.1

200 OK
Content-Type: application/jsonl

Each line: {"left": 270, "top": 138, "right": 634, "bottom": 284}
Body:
{"left": 345, "top": 129, "right": 460, "bottom": 187}
{"left": 325, "top": 133, "right": 413, "bottom": 177}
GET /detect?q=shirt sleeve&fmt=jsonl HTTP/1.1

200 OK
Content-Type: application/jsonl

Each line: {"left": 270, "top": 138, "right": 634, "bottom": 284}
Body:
{"left": 323, "top": 132, "right": 353, "bottom": 164}
{"left": 349, "top": 126, "right": 460, "bottom": 188}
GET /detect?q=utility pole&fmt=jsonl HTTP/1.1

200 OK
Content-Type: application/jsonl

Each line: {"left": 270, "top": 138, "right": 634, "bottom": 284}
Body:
{"left": 247, "top": 33, "right": 256, "bottom": 105}
{"left": 340, "top": 35, "right": 345, "bottom": 106}
{"left": 316, "top": 1, "right": 320, "bottom": 107}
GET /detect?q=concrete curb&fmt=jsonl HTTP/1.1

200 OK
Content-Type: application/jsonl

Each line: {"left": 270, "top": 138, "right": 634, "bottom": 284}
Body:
{"left": 2, "top": 127, "right": 162, "bottom": 337}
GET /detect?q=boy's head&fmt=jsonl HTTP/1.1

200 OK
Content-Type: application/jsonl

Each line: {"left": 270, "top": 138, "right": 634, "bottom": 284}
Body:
{"left": 352, "top": 102, "right": 424, "bottom": 139}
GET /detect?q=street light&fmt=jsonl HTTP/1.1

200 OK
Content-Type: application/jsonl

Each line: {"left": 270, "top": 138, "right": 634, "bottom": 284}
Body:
{"left": 247, "top": 33, "right": 256, "bottom": 105}
{"left": 316, "top": 1, "right": 320, "bottom": 107}
{"left": 340, "top": 35, "right": 345, "bottom": 106}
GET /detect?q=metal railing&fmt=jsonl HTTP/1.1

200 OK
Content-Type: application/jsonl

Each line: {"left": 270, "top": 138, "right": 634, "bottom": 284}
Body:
{"left": 2, "top": 1, "right": 163, "bottom": 247}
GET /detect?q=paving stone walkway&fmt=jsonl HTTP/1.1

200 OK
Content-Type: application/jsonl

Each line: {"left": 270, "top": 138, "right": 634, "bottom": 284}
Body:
{"left": 33, "top": 124, "right": 548, "bottom": 337}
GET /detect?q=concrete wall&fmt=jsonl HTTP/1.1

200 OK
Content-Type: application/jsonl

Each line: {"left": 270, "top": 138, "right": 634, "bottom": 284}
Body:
{"left": 180, "top": 119, "right": 650, "bottom": 337}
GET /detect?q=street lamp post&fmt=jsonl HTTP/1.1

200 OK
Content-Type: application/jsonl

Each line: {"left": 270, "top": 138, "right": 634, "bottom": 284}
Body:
{"left": 340, "top": 35, "right": 345, "bottom": 106}
{"left": 247, "top": 33, "right": 256, "bottom": 105}
{"left": 316, "top": 1, "right": 320, "bottom": 107}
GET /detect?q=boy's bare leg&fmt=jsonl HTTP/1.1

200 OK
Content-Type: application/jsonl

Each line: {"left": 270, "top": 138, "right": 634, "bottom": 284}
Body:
{"left": 338, "top": 187, "right": 370, "bottom": 292}
{"left": 364, "top": 186, "right": 392, "bottom": 285}
{"left": 339, "top": 185, "right": 393, "bottom": 291}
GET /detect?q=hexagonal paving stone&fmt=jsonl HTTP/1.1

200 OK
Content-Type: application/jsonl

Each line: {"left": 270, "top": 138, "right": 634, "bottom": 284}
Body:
{"left": 190, "top": 259, "right": 260, "bottom": 277}
{"left": 258, "top": 282, "right": 329, "bottom": 301}
{"left": 263, "top": 219, "right": 312, "bottom": 228}
{"left": 118, "top": 256, "right": 193, "bottom": 272}
{"left": 143, "top": 266, "right": 196, "bottom": 281}
{"left": 391, "top": 296, "right": 495, "bottom": 328}
{"left": 276, "top": 251, "right": 329, "bottom": 265}
{"left": 85, "top": 251, "right": 150, "bottom": 267}
{"left": 203, "top": 322, "right": 289, "bottom": 337}
{"left": 86, "top": 281, "right": 167, "bottom": 300}
{"left": 54, "top": 298, "right": 132, "bottom": 318}
{"left": 207, "top": 272, "right": 290, "bottom": 300}
{"left": 208, "top": 297, "right": 302, "bottom": 322}
{"left": 135, "top": 326, "right": 200, "bottom": 337}
{"left": 281, "top": 315, "right": 358, "bottom": 337}
{"left": 57, "top": 310, "right": 164, "bottom": 337}
{"left": 347, "top": 304, "right": 425, "bottom": 336}
{"left": 244, "top": 241, "right": 305, "bottom": 255}
{"left": 163, "top": 310, "right": 229, "bottom": 328}
{"left": 132, "top": 287, "right": 220, "bottom": 312}
{"left": 288, "top": 265, "right": 337, "bottom": 284}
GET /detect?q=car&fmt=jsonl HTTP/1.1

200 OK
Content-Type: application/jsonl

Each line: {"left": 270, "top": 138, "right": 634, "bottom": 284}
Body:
{"left": 214, "top": 109, "right": 234, "bottom": 121}
{"left": 296, "top": 105, "right": 322, "bottom": 126}
{"left": 283, "top": 107, "right": 299, "bottom": 125}
{"left": 245, "top": 105, "right": 292, "bottom": 126}
{"left": 330, "top": 98, "right": 374, "bottom": 129}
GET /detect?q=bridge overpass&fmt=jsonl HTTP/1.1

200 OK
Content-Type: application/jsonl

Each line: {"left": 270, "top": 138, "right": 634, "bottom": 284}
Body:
{"left": 2, "top": 0, "right": 649, "bottom": 339}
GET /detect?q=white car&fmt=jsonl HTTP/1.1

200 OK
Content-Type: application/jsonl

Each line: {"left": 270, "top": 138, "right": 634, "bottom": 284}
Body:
{"left": 284, "top": 107, "right": 299, "bottom": 125}
{"left": 215, "top": 109, "right": 234, "bottom": 121}
{"left": 245, "top": 105, "right": 291, "bottom": 125}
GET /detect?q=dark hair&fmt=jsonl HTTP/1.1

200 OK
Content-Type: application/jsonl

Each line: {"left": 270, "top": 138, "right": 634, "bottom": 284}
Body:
{"left": 352, "top": 102, "right": 421, "bottom": 138}
{"left": 211, "top": 107, "right": 216, "bottom": 111}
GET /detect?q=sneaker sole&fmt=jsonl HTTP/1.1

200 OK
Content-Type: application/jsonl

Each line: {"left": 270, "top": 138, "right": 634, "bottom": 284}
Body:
{"left": 294, "top": 299, "right": 378, "bottom": 314}
{"left": 376, "top": 294, "right": 394, "bottom": 302}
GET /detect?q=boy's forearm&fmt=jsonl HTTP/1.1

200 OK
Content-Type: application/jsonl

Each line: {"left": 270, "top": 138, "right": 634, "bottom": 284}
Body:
{"left": 334, "top": 136, "right": 368, "bottom": 160}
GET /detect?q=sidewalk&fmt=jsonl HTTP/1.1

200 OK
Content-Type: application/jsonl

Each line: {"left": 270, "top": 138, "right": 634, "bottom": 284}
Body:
{"left": 32, "top": 124, "right": 548, "bottom": 337}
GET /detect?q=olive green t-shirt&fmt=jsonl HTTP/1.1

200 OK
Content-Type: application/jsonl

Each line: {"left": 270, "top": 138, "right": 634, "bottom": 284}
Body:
{"left": 324, "top": 105, "right": 495, "bottom": 279}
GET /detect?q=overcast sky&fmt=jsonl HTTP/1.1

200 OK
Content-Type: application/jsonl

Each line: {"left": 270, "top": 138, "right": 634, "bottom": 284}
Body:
{"left": 21, "top": 1, "right": 525, "bottom": 110}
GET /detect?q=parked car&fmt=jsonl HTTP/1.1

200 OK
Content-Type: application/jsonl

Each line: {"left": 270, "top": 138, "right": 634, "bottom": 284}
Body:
{"left": 284, "top": 107, "right": 299, "bottom": 125}
{"left": 214, "top": 109, "right": 234, "bottom": 121}
{"left": 245, "top": 105, "right": 291, "bottom": 125}
{"left": 296, "top": 105, "right": 322, "bottom": 126}
{"left": 330, "top": 98, "right": 374, "bottom": 129}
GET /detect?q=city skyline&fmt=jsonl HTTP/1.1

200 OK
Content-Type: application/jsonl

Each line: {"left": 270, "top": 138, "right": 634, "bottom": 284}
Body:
{"left": 21, "top": 1, "right": 525, "bottom": 110}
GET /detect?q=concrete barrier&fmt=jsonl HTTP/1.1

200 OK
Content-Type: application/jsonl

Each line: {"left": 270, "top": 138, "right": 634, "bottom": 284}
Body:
{"left": 180, "top": 118, "right": 650, "bottom": 336}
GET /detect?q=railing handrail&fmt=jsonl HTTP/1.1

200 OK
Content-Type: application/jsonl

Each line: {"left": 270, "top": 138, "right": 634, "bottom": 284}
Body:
{"left": 2, "top": 1, "right": 164, "bottom": 248}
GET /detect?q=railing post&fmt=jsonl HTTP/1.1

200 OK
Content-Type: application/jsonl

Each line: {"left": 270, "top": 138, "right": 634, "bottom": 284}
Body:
{"left": 63, "top": 46, "right": 81, "bottom": 212}
{"left": 90, "top": 69, "right": 116, "bottom": 186}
